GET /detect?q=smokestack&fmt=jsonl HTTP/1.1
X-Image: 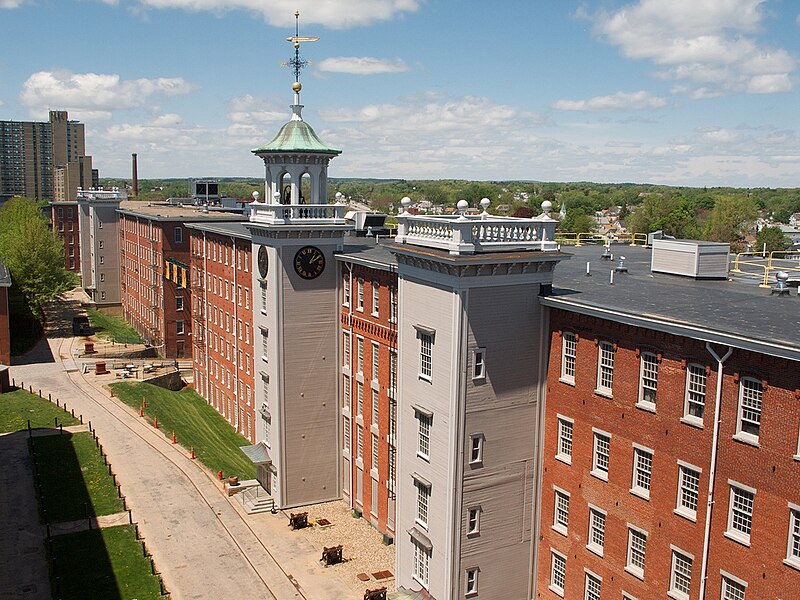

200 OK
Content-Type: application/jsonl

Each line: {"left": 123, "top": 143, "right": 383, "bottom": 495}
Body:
{"left": 131, "top": 153, "right": 139, "bottom": 198}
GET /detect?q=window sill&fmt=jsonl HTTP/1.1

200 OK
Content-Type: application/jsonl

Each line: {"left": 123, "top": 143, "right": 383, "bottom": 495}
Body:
{"left": 552, "top": 524, "right": 567, "bottom": 537}
{"left": 416, "top": 452, "right": 430, "bottom": 463}
{"left": 466, "top": 530, "right": 480, "bottom": 539}
{"left": 558, "top": 376, "right": 575, "bottom": 387}
{"left": 590, "top": 469, "right": 608, "bottom": 482}
{"left": 586, "top": 543, "right": 604, "bottom": 558}
{"left": 783, "top": 557, "right": 800, "bottom": 572}
{"left": 414, "top": 519, "right": 429, "bottom": 531}
{"left": 370, "top": 379, "right": 380, "bottom": 391}
{"left": 370, "top": 423, "right": 379, "bottom": 435}
{"left": 471, "top": 375, "right": 486, "bottom": 383}
{"left": 680, "top": 416, "right": 704, "bottom": 429}
{"left": 624, "top": 565, "right": 644, "bottom": 580}
{"left": 418, "top": 374, "right": 432, "bottom": 384}
{"left": 371, "top": 312, "right": 380, "bottom": 318}
{"left": 794, "top": 454, "right": 800, "bottom": 463}
{"left": 554, "top": 454, "right": 572, "bottom": 466}
{"left": 548, "top": 584, "right": 565, "bottom": 598}
{"left": 635, "top": 401, "right": 656, "bottom": 414}
{"left": 355, "top": 457, "right": 364, "bottom": 470}
{"left": 594, "top": 388, "right": 613, "bottom": 399}
{"left": 629, "top": 488, "right": 650, "bottom": 501}
{"left": 370, "top": 468, "right": 379, "bottom": 481}
{"left": 732, "top": 432, "right": 760, "bottom": 448}
{"left": 724, "top": 530, "right": 751, "bottom": 547}
{"left": 673, "top": 507, "right": 697, "bottom": 523}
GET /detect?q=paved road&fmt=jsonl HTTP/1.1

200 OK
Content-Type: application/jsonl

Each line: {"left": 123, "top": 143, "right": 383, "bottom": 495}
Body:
{"left": 7, "top": 297, "right": 355, "bottom": 600}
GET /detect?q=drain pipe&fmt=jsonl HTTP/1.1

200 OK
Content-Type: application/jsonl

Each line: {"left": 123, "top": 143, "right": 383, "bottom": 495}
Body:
{"left": 699, "top": 342, "right": 733, "bottom": 600}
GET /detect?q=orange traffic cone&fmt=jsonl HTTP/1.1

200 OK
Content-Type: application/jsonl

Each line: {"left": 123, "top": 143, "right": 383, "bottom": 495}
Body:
{"left": 172, "top": 431, "right": 177, "bottom": 444}
{"left": 139, "top": 404, "right": 143, "bottom": 417}
{"left": 191, "top": 447, "right": 196, "bottom": 459}
{"left": 142, "top": 397, "right": 147, "bottom": 408}
{"left": 110, "top": 388, "right": 114, "bottom": 397}
{"left": 153, "top": 415, "right": 158, "bottom": 429}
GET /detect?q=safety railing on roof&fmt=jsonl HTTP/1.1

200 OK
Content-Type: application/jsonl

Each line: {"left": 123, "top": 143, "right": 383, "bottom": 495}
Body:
{"left": 730, "top": 250, "right": 800, "bottom": 287}
{"left": 555, "top": 232, "right": 648, "bottom": 247}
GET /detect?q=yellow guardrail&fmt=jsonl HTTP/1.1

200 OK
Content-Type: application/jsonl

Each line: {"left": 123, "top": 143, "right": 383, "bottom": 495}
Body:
{"left": 730, "top": 250, "right": 800, "bottom": 287}
{"left": 555, "top": 232, "right": 648, "bottom": 247}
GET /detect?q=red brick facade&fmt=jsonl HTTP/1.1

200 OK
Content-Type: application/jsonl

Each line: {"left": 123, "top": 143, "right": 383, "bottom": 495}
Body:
{"left": 538, "top": 307, "right": 800, "bottom": 599}
{"left": 189, "top": 228, "right": 256, "bottom": 443}
{"left": 340, "top": 261, "right": 398, "bottom": 537}
{"left": 51, "top": 202, "right": 80, "bottom": 272}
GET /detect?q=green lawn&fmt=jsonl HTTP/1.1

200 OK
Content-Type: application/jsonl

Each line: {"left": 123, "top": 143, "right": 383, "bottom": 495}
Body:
{"left": 50, "top": 525, "right": 163, "bottom": 600}
{"left": 33, "top": 432, "right": 124, "bottom": 522}
{"left": 85, "top": 308, "right": 144, "bottom": 345}
{"left": 0, "top": 388, "right": 79, "bottom": 433}
{"left": 110, "top": 382, "right": 256, "bottom": 480}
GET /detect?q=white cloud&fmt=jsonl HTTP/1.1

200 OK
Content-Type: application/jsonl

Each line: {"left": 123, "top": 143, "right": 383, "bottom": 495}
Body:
{"left": 0, "top": 0, "right": 25, "bottom": 8}
{"left": 20, "top": 70, "right": 193, "bottom": 120}
{"left": 120, "top": 0, "right": 420, "bottom": 29}
{"left": 553, "top": 91, "right": 668, "bottom": 111}
{"left": 593, "top": 0, "right": 797, "bottom": 96}
{"left": 699, "top": 127, "right": 739, "bottom": 143}
{"left": 317, "top": 57, "right": 408, "bottom": 75}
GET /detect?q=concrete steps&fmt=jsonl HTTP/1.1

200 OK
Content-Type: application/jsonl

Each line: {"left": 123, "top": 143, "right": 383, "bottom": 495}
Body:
{"left": 238, "top": 488, "right": 275, "bottom": 514}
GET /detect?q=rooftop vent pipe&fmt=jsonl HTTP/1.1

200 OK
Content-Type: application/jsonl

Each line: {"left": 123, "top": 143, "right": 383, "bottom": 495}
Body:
{"left": 772, "top": 271, "right": 791, "bottom": 296}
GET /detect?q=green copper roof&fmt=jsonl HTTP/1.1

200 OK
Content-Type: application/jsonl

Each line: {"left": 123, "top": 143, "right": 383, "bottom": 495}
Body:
{"left": 252, "top": 119, "right": 341, "bottom": 155}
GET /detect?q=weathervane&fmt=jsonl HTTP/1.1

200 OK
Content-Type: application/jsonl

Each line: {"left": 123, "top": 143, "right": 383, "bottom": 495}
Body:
{"left": 281, "top": 11, "right": 318, "bottom": 85}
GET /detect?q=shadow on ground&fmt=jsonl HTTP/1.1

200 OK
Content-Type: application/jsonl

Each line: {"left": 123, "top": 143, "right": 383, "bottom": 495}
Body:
{"left": 11, "top": 295, "right": 84, "bottom": 366}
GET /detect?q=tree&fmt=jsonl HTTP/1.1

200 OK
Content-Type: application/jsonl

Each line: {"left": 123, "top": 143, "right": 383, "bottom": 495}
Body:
{"left": 558, "top": 207, "right": 596, "bottom": 233}
{"left": 0, "top": 197, "right": 74, "bottom": 319}
{"left": 703, "top": 195, "right": 758, "bottom": 245}
{"left": 755, "top": 226, "right": 791, "bottom": 253}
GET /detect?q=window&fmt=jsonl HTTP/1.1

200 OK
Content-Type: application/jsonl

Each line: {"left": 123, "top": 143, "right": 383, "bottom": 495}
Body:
{"left": 631, "top": 445, "right": 653, "bottom": 499}
{"left": 549, "top": 551, "right": 566, "bottom": 597}
{"left": 371, "top": 281, "right": 379, "bottom": 315}
{"left": 261, "top": 329, "right": 269, "bottom": 361}
{"left": 676, "top": 463, "right": 701, "bottom": 521}
{"left": 561, "top": 332, "right": 576, "bottom": 384}
{"left": 357, "top": 338, "right": 364, "bottom": 373}
{"left": 472, "top": 348, "right": 486, "bottom": 380}
{"left": 371, "top": 389, "right": 379, "bottom": 426}
{"left": 412, "top": 539, "right": 430, "bottom": 588}
{"left": 342, "top": 276, "right": 350, "bottom": 306}
{"left": 98, "top": 240, "right": 104, "bottom": 249}
{"left": 372, "top": 342, "right": 379, "bottom": 381}
{"left": 99, "top": 256, "right": 104, "bottom": 265}
{"left": 343, "top": 418, "right": 351, "bottom": 452}
{"left": 343, "top": 332, "right": 351, "bottom": 366}
{"left": 99, "top": 273, "right": 105, "bottom": 282}
{"left": 261, "top": 282, "right": 267, "bottom": 313}
{"left": 176, "top": 296, "right": 184, "bottom": 311}
{"left": 389, "top": 286, "right": 397, "bottom": 323}
{"left": 726, "top": 483, "right": 755, "bottom": 545}
{"left": 584, "top": 571, "right": 601, "bottom": 600}
{"left": 469, "top": 434, "right": 484, "bottom": 465}
{"left": 591, "top": 430, "right": 610, "bottom": 481}
{"left": 357, "top": 424, "right": 363, "bottom": 459}
{"left": 669, "top": 549, "right": 693, "bottom": 600}
{"left": 174, "top": 226, "right": 183, "bottom": 243}
{"left": 389, "top": 349, "right": 398, "bottom": 393}
{"left": 357, "top": 382, "right": 363, "bottom": 416}
{"left": 684, "top": 363, "right": 707, "bottom": 423}
{"left": 343, "top": 376, "right": 351, "bottom": 411}
{"left": 371, "top": 433, "right": 379, "bottom": 468}
{"left": 626, "top": 526, "right": 647, "bottom": 579}
{"left": 176, "top": 320, "right": 185, "bottom": 335}
{"left": 415, "top": 479, "right": 430, "bottom": 527}
{"left": 721, "top": 573, "right": 747, "bottom": 600}
{"left": 638, "top": 352, "right": 658, "bottom": 409}
{"left": 556, "top": 416, "right": 573, "bottom": 464}
{"left": 596, "top": 341, "right": 614, "bottom": 395}
{"left": 553, "top": 487, "right": 569, "bottom": 535}
{"left": 786, "top": 505, "right": 800, "bottom": 568}
{"left": 587, "top": 506, "right": 606, "bottom": 556}
{"left": 417, "top": 410, "right": 432, "bottom": 459}
{"left": 467, "top": 507, "right": 481, "bottom": 535}
{"left": 357, "top": 278, "right": 364, "bottom": 311}
{"left": 736, "top": 377, "right": 762, "bottom": 443}
{"left": 465, "top": 568, "right": 479, "bottom": 596}
{"left": 419, "top": 332, "right": 433, "bottom": 380}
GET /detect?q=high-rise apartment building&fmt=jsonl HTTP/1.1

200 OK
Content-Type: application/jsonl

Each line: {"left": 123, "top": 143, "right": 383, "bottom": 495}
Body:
{"left": 0, "top": 110, "right": 93, "bottom": 201}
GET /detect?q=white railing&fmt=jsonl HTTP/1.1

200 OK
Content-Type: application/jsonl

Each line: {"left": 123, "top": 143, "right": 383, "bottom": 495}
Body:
{"left": 249, "top": 202, "right": 349, "bottom": 225}
{"left": 395, "top": 213, "right": 559, "bottom": 255}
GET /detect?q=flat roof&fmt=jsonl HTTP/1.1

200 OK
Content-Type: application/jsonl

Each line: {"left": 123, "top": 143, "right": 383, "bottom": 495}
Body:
{"left": 117, "top": 201, "right": 245, "bottom": 223}
{"left": 541, "top": 244, "right": 800, "bottom": 360}
{"left": 337, "top": 235, "right": 398, "bottom": 271}
{"left": 185, "top": 221, "right": 252, "bottom": 240}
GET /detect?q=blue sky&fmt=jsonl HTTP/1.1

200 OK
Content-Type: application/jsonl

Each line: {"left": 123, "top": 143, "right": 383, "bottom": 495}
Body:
{"left": 1, "top": 0, "right": 798, "bottom": 187}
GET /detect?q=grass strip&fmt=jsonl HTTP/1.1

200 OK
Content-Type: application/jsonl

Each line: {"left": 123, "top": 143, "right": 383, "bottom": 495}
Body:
{"left": 50, "top": 524, "right": 163, "bottom": 600}
{"left": 111, "top": 381, "right": 256, "bottom": 480}
{"left": 33, "top": 432, "right": 124, "bottom": 522}
{"left": 85, "top": 308, "right": 144, "bottom": 345}
{"left": 0, "top": 388, "right": 79, "bottom": 433}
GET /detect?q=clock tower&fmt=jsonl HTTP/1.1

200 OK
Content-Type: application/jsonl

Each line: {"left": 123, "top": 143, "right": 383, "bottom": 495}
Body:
{"left": 245, "top": 15, "right": 351, "bottom": 509}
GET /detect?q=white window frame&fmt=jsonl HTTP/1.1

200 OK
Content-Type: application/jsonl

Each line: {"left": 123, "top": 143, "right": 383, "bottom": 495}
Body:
{"left": 675, "top": 461, "right": 702, "bottom": 522}
{"left": 668, "top": 546, "right": 693, "bottom": 600}
{"left": 371, "top": 389, "right": 379, "bottom": 426}
{"left": 342, "top": 275, "right": 350, "bottom": 307}
{"left": 419, "top": 331, "right": 433, "bottom": 381}
{"left": 357, "top": 278, "right": 364, "bottom": 311}
{"left": 735, "top": 377, "right": 762, "bottom": 445}
{"left": 176, "top": 320, "right": 184, "bottom": 335}
{"left": 591, "top": 428, "right": 610, "bottom": 482}
{"left": 786, "top": 503, "right": 800, "bottom": 570}
{"left": 630, "top": 444, "right": 653, "bottom": 500}
{"left": 389, "top": 285, "right": 397, "bottom": 323}
{"left": 556, "top": 415, "right": 573, "bottom": 465}
{"left": 357, "top": 337, "right": 364, "bottom": 374}
{"left": 560, "top": 331, "right": 577, "bottom": 385}
{"left": 412, "top": 538, "right": 430, "bottom": 589}
{"left": 465, "top": 567, "right": 479, "bottom": 596}
{"left": 587, "top": 505, "right": 606, "bottom": 557}
{"left": 720, "top": 570, "right": 747, "bottom": 600}
{"left": 625, "top": 525, "right": 647, "bottom": 580}
{"left": 553, "top": 486, "right": 569, "bottom": 536}
{"left": 595, "top": 341, "right": 614, "bottom": 396}
{"left": 725, "top": 481, "right": 755, "bottom": 546}
{"left": 343, "top": 331, "right": 351, "bottom": 368}
{"left": 467, "top": 506, "right": 481, "bottom": 536}
{"left": 371, "top": 280, "right": 380, "bottom": 316}
{"left": 683, "top": 363, "right": 707, "bottom": 426}
{"left": 472, "top": 347, "right": 486, "bottom": 381}
{"left": 415, "top": 477, "right": 431, "bottom": 528}
{"left": 549, "top": 550, "right": 566, "bottom": 597}
{"left": 371, "top": 341, "right": 379, "bottom": 382}
{"left": 584, "top": 569, "right": 601, "bottom": 600}
{"left": 416, "top": 409, "right": 432, "bottom": 460}
{"left": 469, "top": 433, "right": 484, "bottom": 465}
{"left": 637, "top": 351, "right": 658, "bottom": 411}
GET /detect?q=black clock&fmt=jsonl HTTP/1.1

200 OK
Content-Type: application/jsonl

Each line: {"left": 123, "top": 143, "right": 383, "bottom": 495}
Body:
{"left": 257, "top": 245, "right": 269, "bottom": 279}
{"left": 294, "top": 246, "right": 325, "bottom": 280}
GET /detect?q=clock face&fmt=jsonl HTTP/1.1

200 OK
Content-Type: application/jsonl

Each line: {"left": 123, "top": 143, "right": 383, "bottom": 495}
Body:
{"left": 257, "top": 245, "right": 269, "bottom": 279}
{"left": 294, "top": 246, "right": 325, "bottom": 280}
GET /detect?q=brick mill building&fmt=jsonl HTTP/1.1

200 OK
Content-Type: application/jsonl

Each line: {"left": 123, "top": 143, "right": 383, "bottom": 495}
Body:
{"left": 187, "top": 221, "right": 256, "bottom": 443}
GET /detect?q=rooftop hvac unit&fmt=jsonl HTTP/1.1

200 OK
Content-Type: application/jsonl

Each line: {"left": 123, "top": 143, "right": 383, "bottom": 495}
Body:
{"left": 651, "top": 239, "right": 729, "bottom": 279}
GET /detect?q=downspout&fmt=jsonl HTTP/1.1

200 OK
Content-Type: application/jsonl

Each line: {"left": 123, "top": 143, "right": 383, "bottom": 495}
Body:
{"left": 699, "top": 343, "right": 733, "bottom": 600}
{"left": 232, "top": 236, "right": 240, "bottom": 435}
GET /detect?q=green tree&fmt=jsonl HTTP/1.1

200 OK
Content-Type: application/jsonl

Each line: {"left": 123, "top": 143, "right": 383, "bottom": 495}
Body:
{"left": 558, "top": 207, "right": 596, "bottom": 233}
{"left": 0, "top": 197, "right": 74, "bottom": 319}
{"left": 755, "top": 226, "right": 791, "bottom": 253}
{"left": 703, "top": 195, "right": 758, "bottom": 244}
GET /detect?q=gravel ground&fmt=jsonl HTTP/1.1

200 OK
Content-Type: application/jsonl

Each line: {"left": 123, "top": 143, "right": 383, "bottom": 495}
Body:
{"left": 284, "top": 500, "right": 396, "bottom": 597}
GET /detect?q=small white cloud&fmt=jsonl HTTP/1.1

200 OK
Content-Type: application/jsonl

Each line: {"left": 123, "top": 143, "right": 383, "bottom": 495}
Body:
{"left": 0, "top": 0, "right": 25, "bottom": 8}
{"left": 700, "top": 128, "right": 739, "bottom": 143}
{"left": 317, "top": 57, "right": 408, "bottom": 75}
{"left": 553, "top": 91, "right": 667, "bottom": 111}
{"left": 20, "top": 70, "right": 193, "bottom": 119}
{"left": 228, "top": 94, "right": 288, "bottom": 124}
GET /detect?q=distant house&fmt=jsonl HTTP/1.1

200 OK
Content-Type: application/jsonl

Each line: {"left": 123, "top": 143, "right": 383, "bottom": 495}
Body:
{"left": 789, "top": 212, "right": 800, "bottom": 228}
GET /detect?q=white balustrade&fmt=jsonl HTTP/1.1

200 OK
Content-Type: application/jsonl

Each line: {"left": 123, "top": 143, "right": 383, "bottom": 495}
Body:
{"left": 249, "top": 202, "right": 349, "bottom": 225}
